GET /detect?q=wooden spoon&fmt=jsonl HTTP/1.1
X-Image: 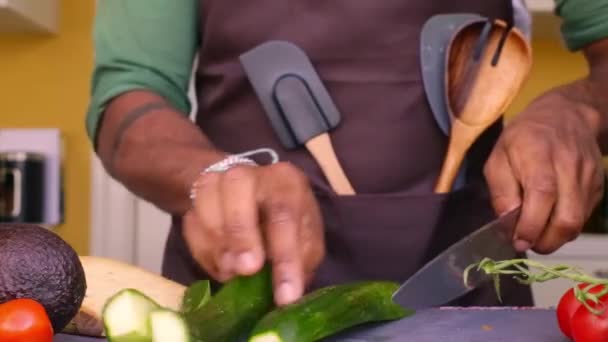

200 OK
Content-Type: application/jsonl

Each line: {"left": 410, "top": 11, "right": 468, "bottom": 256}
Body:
{"left": 434, "top": 19, "right": 532, "bottom": 193}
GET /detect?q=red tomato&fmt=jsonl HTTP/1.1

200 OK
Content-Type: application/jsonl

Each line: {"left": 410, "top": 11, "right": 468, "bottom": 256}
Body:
{"left": 571, "top": 296, "right": 608, "bottom": 342}
{"left": 0, "top": 298, "right": 54, "bottom": 342}
{"left": 557, "top": 283, "right": 605, "bottom": 339}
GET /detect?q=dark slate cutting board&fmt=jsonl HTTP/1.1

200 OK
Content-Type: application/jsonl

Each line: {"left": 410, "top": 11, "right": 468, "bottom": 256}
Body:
{"left": 54, "top": 308, "right": 567, "bottom": 342}
{"left": 54, "top": 335, "right": 104, "bottom": 342}
{"left": 326, "top": 308, "right": 567, "bottom": 342}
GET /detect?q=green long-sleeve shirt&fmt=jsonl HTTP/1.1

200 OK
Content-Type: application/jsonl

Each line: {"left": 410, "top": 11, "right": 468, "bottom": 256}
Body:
{"left": 85, "top": 0, "right": 608, "bottom": 144}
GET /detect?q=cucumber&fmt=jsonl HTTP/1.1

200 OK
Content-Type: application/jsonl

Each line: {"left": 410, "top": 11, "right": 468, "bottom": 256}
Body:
{"left": 248, "top": 281, "right": 414, "bottom": 342}
{"left": 102, "top": 289, "right": 161, "bottom": 342}
{"left": 103, "top": 289, "right": 193, "bottom": 342}
{"left": 180, "top": 279, "right": 211, "bottom": 314}
{"left": 148, "top": 309, "right": 191, "bottom": 342}
{"left": 185, "top": 265, "right": 274, "bottom": 341}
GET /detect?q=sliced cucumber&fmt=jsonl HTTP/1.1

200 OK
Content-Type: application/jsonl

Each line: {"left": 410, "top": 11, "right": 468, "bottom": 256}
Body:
{"left": 185, "top": 265, "right": 274, "bottom": 341}
{"left": 148, "top": 309, "right": 191, "bottom": 342}
{"left": 248, "top": 331, "right": 283, "bottom": 342}
{"left": 102, "top": 289, "right": 161, "bottom": 342}
{"left": 104, "top": 333, "right": 153, "bottom": 342}
{"left": 180, "top": 279, "right": 211, "bottom": 314}
{"left": 248, "top": 281, "right": 414, "bottom": 342}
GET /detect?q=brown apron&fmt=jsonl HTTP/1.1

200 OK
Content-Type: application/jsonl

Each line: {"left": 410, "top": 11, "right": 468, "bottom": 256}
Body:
{"left": 162, "top": 0, "right": 534, "bottom": 307}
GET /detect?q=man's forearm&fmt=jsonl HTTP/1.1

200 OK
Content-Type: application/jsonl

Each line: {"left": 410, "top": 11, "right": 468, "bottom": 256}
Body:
{"left": 96, "top": 90, "right": 226, "bottom": 215}
{"left": 582, "top": 39, "right": 608, "bottom": 153}
{"left": 548, "top": 39, "right": 608, "bottom": 153}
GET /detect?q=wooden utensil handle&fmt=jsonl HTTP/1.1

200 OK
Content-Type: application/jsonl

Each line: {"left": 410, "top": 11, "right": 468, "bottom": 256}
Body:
{"left": 435, "top": 146, "right": 467, "bottom": 194}
{"left": 435, "top": 120, "right": 479, "bottom": 194}
{"left": 306, "top": 134, "right": 356, "bottom": 195}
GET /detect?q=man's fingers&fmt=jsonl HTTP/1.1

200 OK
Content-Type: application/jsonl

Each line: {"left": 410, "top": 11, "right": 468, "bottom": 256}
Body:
{"left": 298, "top": 206, "right": 326, "bottom": 276}
{"left": 582, "top": 151, "right": 605, "bottom": 215}
{"left": 193, "top": 172, "right": 231, "bottom": 281}
{"left": 190, "top": 161, "right": 322, "bottom": 300}
{"left": 264, "top": 197, "right": 304, "bottom": 305}
{"left": 516, "top": 165, "right": 558, "bottom": 253}
{"left": 484, "top": 145, "right": 522, "bottom": 215}
{"left": 220, "top": 166, "right": 265, "bottom": 276}
{"left": 182, "top": 210, "right": 223, "bottom": 281}
{"left": 534, "top": 150, "right": 584, "bottom": 254}
{"left": 260, "top": 163, "right": 309, "bottom": 306}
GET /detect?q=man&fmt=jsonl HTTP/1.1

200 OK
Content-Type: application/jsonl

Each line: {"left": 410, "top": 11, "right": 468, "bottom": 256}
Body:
{"left": 87, "top": 0, "right": 608, "bottom": 307}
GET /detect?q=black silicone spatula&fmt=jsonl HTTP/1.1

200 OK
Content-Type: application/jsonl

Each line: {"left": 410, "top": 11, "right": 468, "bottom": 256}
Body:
{"left": 239, "top": 41, "right": 355, "bottom": 195}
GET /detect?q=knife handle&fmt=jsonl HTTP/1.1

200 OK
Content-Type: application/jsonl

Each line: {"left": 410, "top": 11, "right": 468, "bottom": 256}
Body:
{"left": 306, "top": 133, "right": 356, "bottom": 195}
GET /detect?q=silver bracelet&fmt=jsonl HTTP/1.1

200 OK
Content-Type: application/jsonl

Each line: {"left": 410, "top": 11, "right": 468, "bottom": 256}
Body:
{"left": 189, "top": 148, "right": 280, "bottom": 201}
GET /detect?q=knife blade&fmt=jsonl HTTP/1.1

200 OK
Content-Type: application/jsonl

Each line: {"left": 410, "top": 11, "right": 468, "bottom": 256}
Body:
{"left": 392, "top": 206, "right": 522, "bottom": 310}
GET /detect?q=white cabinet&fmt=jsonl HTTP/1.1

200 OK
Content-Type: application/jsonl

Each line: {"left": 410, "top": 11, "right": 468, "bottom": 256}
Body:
{"left": 134, "top": 200, "right": 171, "bottom": 273}
{"left": 528, "top": 234, "right": 608, "bottom": 308}
{"left": 526, "top": 0, "right": 554, "bottom": 12}
{"left": 527, "top": 0, "right": 562, "bottom": 40}
{"left": 0, "top": 0, "right": 58, "bottom": 34}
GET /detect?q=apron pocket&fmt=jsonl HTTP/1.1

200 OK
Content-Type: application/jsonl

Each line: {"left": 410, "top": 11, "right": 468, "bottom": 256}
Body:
{"left": 311, "top": 181, "right": 496, "bottom": 288}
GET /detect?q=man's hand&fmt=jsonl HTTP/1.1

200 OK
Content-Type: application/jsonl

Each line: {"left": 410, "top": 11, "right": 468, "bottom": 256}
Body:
{"left": 484, "top": 88, "right": 605, "bottom": 255}
{"left": 182, "top": 162, "right": 325, "bottom": 306}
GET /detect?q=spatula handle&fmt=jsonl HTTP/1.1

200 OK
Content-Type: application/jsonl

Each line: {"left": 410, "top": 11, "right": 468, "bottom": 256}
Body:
{"left": 306, "top": 133, "right": 356, "bottom": 195}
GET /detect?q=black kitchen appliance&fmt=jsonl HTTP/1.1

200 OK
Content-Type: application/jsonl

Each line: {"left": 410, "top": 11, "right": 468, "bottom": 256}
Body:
{"left": 0, "top": 151, "right": 45, "bottom": 223}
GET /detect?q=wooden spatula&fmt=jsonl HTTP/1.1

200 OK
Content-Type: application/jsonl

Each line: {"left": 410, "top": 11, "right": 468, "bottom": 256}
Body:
{"left": 434, "top": 19, "right": 532, "bottom": 193}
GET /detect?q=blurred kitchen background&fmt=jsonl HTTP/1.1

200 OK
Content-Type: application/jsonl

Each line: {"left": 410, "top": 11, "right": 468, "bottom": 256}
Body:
{"left": 0, "top": 0, "right": 606, "bottom": 307}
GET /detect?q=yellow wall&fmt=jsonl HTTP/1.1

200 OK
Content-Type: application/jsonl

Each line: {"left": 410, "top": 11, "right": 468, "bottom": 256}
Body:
{"left": 509, "top": 38, "right": 588, "bottom": 118}
{"left": 0, "top": 0, "right": 95, "bottom": 254}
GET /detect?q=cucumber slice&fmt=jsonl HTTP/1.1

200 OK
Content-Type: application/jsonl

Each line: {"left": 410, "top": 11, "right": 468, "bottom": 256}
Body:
{"left": 180, "top": 279, "right": 211, "bottom": 314}
{"left": 248, "top": 281, "right": 414, "bottom": 342}
{"left": 105, "top": 333, "right": 153, "bottom": 342}
{"left": 102, "top": 289, "right": 161, "bottom": 342}
{"left": 148, "top": 309, "right": 191, "bottom": 342}
{"left": 248, "top": 331, "right": 283, "bottom": 342}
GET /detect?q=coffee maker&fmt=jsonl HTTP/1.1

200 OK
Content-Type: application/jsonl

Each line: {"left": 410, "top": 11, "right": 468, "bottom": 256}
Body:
{"left": 0, "top": 129, "right": 63, "bottom": 226}
{"left": 0, "top": 152, "right": 46, "bottom": 223}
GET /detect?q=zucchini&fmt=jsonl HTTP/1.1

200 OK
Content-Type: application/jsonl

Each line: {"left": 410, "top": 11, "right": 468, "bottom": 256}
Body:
{"left": 248, "top": 281, "right": 414, "bottom": 342}
{"left": 102, "top": 289, "right": 161, "bottom": 342}
{"left": 180, "top": 279, "right": 211, "bottom": 314}
{"left": 185, "top": 265, "right": 274, "bottom": 341}
{"left": 70, "top": 256, "right": 187, "bottom": 337}
{"left": 148, "top": 309, "right": 191, "bottom": 342}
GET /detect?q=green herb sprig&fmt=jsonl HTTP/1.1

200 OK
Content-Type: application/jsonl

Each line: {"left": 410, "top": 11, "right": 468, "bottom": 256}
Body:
{"left": 464, "top": 258, "right": 608, "bottom": 315}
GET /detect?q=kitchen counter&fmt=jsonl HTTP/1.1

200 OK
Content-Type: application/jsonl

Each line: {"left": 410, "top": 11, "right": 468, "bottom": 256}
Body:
{"left": 54, "top": 307, "right": 566, "bottom": 342}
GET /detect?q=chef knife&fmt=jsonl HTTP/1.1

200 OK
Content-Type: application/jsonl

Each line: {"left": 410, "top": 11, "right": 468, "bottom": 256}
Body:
{"left": 392, "top": 206, "right": 521, "bottom": 310}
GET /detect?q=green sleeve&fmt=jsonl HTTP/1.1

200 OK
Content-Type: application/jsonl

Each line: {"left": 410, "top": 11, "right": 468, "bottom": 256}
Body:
{"left": 555, "top": 0, "right": 608, "bottom": 51}
{"left": 85, "top": 0, "right": 199, "bottom": 143}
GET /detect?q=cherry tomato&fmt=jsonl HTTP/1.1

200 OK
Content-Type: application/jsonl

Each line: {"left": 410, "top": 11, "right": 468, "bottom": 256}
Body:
{"left": 571, "top": 296, "right": 608, "bottom": 342}
{"left": 557, "top": 283, "right": 605, "bottom": 339}
{"left": 0, "top": 298, "right": 54, "bottom": 342}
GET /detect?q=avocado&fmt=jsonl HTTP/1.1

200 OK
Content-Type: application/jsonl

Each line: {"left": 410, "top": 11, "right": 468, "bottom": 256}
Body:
{"left": 0, "top": 223, "right": 87, "bottom": 333}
